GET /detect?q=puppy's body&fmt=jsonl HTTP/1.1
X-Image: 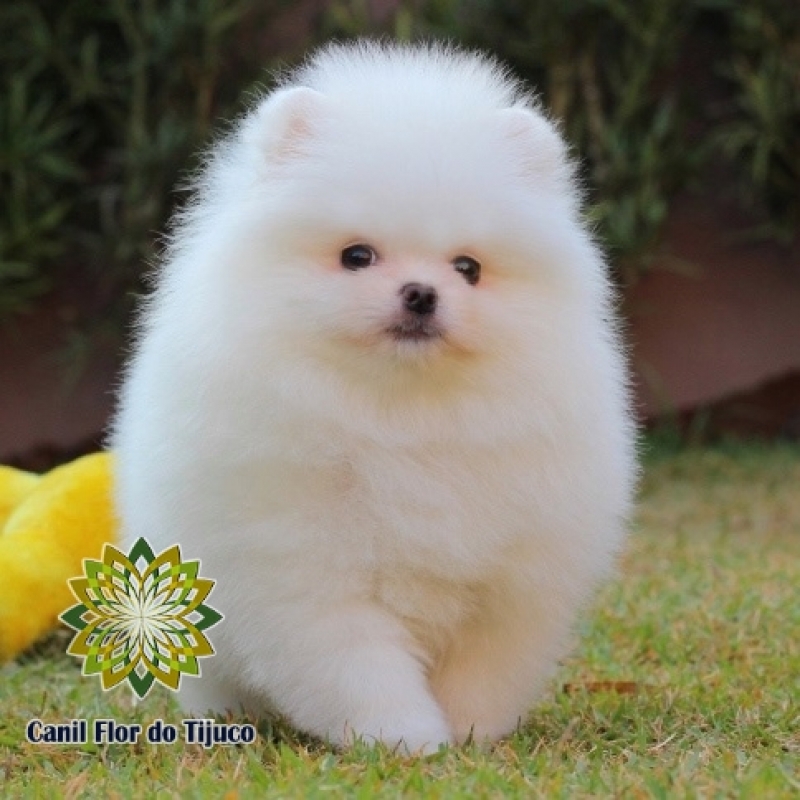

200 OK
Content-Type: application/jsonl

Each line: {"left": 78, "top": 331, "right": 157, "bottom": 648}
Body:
{"left": 113, "top": 42, "right": 636, "bottom": 752}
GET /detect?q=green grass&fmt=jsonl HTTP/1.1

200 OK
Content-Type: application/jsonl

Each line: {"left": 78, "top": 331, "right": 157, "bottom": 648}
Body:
{"left": 2, "top": 441, "right": 799, "bottom": 798}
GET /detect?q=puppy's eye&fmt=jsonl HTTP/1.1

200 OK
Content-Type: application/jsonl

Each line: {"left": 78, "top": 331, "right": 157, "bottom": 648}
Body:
{"left": 341, "top": 244, "right": 378, "bottom": 270}
{"left": 453, "top": 255, "right": 481, "bottom": 285}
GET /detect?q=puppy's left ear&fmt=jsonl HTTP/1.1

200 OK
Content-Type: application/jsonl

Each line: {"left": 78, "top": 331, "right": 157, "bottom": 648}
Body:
{"left": 245, "top": 86, "right": 329, "bottom": 165}
{"left": 498, "top": 106, "right": 572, "bottom": 189}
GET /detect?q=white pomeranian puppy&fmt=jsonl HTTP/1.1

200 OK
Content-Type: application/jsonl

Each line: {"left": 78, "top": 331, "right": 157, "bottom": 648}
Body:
{"left": 113, "top": 41, "right": 636, "bottom": 753}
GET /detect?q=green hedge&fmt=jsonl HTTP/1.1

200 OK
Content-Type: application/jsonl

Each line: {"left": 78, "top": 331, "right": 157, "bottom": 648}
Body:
{"left": 0, "top": 0, "right": 293, "bottom": 319}
{"left": 1, "top": 0, "right": 797, "bottom": 322}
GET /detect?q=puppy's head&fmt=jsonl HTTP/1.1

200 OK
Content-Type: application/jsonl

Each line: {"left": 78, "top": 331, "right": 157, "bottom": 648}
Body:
{"left": 219, "top": 44, "right": 603, "bottom": 390}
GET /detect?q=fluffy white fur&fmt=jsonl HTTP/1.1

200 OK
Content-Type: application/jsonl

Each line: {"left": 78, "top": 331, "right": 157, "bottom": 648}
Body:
{"left": 113, "top": 41, "right": 636, "bottom": 754}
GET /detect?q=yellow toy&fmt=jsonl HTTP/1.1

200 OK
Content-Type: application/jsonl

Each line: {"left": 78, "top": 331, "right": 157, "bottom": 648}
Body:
{"left": 0, "top": 452, "right": 118, "bottom": 662}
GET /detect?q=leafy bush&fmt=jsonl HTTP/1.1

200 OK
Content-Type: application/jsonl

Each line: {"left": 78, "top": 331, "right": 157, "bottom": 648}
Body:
{"left": 0, "top": 0, "right": 294, "bottom": 318}
{"left": 721, "top": 0, "right": 800, "bottom": 241}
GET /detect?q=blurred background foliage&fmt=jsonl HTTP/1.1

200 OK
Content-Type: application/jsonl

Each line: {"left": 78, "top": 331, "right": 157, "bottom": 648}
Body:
{"left": 0, "top": 0, "right": 294, "bottom": 321}
{"left": 0, "top": 0, "right": 798, "bottom": 324}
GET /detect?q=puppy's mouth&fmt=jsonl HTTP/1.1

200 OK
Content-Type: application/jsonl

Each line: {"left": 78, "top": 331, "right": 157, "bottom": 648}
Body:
{"left": 386, "top": 318, "right": 443, "bottom": 343}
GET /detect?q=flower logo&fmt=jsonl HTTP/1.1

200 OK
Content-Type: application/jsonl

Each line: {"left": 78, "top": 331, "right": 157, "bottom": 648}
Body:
{"left": 60, "top": 538, "right": 222, "bottom": 699}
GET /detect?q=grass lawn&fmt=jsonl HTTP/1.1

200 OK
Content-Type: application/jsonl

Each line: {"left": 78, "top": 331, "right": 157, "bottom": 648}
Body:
{"left": 2, "top": 440, "right": 799, "bottom": 797}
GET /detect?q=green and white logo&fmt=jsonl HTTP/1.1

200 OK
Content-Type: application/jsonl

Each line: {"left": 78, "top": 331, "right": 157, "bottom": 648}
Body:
{"left": 60, "top": 538, "right": 222, "bottom": 699}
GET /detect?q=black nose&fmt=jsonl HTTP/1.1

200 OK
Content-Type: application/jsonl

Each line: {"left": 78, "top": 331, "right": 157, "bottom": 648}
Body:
{"left": 401, "top": 282, "right": 438, "bottom": 315}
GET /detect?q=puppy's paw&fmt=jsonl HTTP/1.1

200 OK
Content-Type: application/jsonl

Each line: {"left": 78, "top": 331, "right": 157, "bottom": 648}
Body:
{"left": 345, "top": 713, "right": 453, "bottom": 756}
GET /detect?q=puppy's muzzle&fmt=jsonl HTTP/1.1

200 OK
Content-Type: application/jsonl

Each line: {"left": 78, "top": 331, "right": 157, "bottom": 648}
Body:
{"left": 389, "top": 283, "right": 442, "bottom": 342}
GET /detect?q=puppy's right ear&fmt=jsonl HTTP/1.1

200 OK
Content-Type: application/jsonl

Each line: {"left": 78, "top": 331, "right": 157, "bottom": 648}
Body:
{"left": 245, "top": 86, "right": 328, "bottom": 164}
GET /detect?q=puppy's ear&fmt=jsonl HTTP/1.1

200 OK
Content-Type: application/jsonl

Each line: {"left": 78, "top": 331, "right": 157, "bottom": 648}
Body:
{"left": 498, "top": 106, "right": 571, "bottom": 188}
{"left": 246, "top": 86, "right": 328, "bottom": 164}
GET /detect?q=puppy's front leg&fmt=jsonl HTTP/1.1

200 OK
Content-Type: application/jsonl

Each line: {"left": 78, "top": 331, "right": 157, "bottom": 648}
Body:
{"left": 246, "top": 601, "right": 452, "bottom": 754}
{"left": 430, "top": 587, "right": 572, "bottom": 744}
